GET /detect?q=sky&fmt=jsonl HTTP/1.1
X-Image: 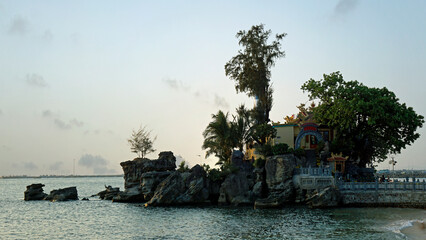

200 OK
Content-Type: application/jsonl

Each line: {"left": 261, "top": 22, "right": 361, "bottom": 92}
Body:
{"left": 1, "top": 0, "right": 426, "bottom": 176}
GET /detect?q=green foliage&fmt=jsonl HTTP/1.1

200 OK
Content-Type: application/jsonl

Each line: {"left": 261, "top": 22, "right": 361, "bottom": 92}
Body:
{"left": 253, "top": 157, "right": 266, "bottom": 168}
{"left": 177, "top": 161, "right": 190, "bottom": 173}
{"left": 301, "top": 72, "right": 424, "bottom": 167}
{"left": 202, "top": 110, "right": 234, "bottom": 165}
{"left": 225, "top": 24, "right": 285, "bottom": 129}
{"left": 257, "top": 144, "right": 273, "bottom": 157}
{"left": 272, "top": 143, "right": 290, "bottom": 155}
{"left": 203, "top": 163, "right": 239, "bottom": 182}
{"left": 128, "top": 125, "right": 156, "bottom": 158}
{"left": 294, "top": 148, "right": 306, "bottom": 157}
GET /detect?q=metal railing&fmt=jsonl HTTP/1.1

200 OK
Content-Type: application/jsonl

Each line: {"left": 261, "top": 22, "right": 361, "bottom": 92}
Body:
{"left": 294, "top": 166, "right": 332, "bottom": 176}
{"left": 338, "top": 180, "right": 426, "bottom": 191}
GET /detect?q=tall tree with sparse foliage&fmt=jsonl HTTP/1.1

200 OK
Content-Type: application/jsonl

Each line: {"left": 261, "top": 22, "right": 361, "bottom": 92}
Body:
{"left": 301, "top": 72, "right": 424, "bottom": 167}
{"left": 225, "top": 24, "right": 285, "bottom": 145}
{"left": 128, "top": 126, "right": 156, "bottom": 158}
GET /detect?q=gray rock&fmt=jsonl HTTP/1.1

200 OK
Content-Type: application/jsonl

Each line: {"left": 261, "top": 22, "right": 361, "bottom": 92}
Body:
{"left": 218, "top": 171, "right": 254, "bottom": 206}
{"left": 306, "top": 187, "right": 341, "bottom": 208}
{"left": 120, "top": 151, "right": 176, "bottom": 190}
{"left": 146, "top": 171, "right": 185, "bottom": 206}
{"left": 112, "top": 186, "right": 145, "bottom": 203}
{"left": 44, "top": 187, "right": 78, "bottom": 202}
{"left": 254, "top": 180, "right": 294, "bottom": 208}
{"left": 265, "top": 154, "right": 297, "bottom": 187}
{"left": 140, "top": 171, "right": 172, "bottom": 201}
{"left": 146, "top": 165, "right": 211, "bottom": 206}
{"left": 24, "top": 183, "right": 47, "bottom": 201}
{"left": 96, "top": 185, "right": 120, "bottom": 200}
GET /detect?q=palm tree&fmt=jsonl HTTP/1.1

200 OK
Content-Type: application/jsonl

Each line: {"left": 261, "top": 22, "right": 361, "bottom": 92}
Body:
{"left": 202, "top": 110, "right": 234, "bottom": 165}
{"left": 231, "top": 104, "right": 253, "bottom": 152}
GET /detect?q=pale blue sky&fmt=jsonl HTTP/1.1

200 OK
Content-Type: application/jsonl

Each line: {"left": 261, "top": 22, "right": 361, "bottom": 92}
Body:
{"left": 1, "top": 0, "right": 425, "bottom": 175}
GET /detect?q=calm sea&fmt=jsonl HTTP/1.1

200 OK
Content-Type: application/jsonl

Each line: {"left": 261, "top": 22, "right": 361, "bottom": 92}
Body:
{"left": 1, "top": 176, "right": 424, "bottom": 240}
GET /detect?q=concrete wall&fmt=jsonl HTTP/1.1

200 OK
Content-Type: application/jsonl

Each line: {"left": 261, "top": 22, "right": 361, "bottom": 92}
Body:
{"left": 341, "top": 190, "right": 426, "bottom": 208}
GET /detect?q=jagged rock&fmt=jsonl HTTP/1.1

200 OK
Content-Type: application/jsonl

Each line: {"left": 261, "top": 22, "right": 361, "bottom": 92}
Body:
{"left": 96, "top": 185, "right": 120, "bottom": 200}
{"left": 120, "top": 151, "right": 176, "bottom": 189}
{"left": 146, "top": 165, "right": 211, "bottom": 206}
{"left": 113, "top": 151, "right": 177, "bottom": 203}
{"left": 44, "top": 187, "right": 78, "bottom": 202}
{"left": 254, "top": 180, "right": 294, "bottom": 208}
{"left": 24, "top": 183, "right": 47, "bottom": 201}
{"left": 231, "top": 150, "right": 254, "bottom": 173}
{"left": 265, "top": 154, "right": 297, "bottom": 187}
{"left": 218, "top": 171, "right": 254, "bottom": 206}
{"left": 112, "top": 186, "right": 144, "bottom": 203}
{"left": 146, "top": 171, "right": 186, "bottom": 206}
{"left": 141, "top": 171, "right": 172, "bottom": 201}
{"left": 306, "top": 187, "right": 341, "bottom": 208}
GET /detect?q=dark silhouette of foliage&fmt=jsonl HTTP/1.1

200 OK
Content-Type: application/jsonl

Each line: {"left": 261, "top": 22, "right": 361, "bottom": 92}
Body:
{"left": 301, "top": 72, "right": 424, "bottom": 167}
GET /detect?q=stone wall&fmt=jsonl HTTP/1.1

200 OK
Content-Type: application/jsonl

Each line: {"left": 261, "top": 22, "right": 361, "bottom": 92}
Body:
{"left": 341, "top": 190, "right": 426, "bottom": 208}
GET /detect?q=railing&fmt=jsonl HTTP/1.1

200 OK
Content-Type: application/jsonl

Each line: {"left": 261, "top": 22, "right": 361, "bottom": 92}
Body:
{"left": 294, "top": 166, "right": 332, "bottom": 176}
{"left": 338, "top": 180, "right": 426, "bottom": 191}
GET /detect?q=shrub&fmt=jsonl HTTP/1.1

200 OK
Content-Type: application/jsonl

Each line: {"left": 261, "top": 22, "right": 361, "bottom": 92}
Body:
{"left": 271, "top": 143, "right": 290, "bottom": 155}
{"left": 294, "top": 148, "right": 306, "bottom": 157}
{"left": 253, "top": 157, "right": 266, "bottom": 168}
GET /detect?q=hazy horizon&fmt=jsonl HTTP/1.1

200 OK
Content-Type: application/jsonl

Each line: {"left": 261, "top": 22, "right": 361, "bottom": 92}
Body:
{"left": 1, "top": 0, "right": 426, "bottom": 176}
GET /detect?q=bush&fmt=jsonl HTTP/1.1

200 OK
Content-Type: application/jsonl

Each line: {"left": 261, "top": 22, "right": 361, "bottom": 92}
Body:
{"left": 258, "top": 144, "right": 273, "bottom": 157}
{"left": 294, "top": 148, "right": 306, "bottom": 157}
{"left": 177, "top": 161, "right": 190, "bottom": 173}
{"left": 253, "top": 157, "right": 266, "bottom": 168}
{"left": 271, "top": 143, "right": 290, "bottom": 155}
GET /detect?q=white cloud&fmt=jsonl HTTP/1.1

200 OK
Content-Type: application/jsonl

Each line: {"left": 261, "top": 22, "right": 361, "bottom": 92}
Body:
{"left": 26, "top": 74, "right": 48, "bottom": 88}
{"left": 8, "top": 15, "right": 29, "bottom": 35}
{"left": 214, "top": 94, "right": 229, "bottom": 109}
{"left": 78, "top": 154, "right": 117, "bottom": 175}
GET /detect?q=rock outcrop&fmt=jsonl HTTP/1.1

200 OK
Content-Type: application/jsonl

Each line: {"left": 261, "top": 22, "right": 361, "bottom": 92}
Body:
{"left": 306, "top": 187, "right": 341, "bottom": 208}
{"left": 113, "top": 151, "right": 176, "bottom": 202}
{"left": 44, "top": 187, "right": 78, "bottom": 202}
{"left": 217, "top": 151, "right": 256, "bottom": 206}
{"left": 146, "top": 164, "right": 210, "bottom": 206}
{"left": 96, "top": 185, "right": 120, "bottom": 200}
{"left": 254, "top": 154, "right": 298, "bottom": 208}
{"left": 24, "top": 183, "right": 47, "bottom": 201}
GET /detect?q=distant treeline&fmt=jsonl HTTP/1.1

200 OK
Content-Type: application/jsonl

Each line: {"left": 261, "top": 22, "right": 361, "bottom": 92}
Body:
{"left": 0, "top": 174, "right": 123, "bottom": 179}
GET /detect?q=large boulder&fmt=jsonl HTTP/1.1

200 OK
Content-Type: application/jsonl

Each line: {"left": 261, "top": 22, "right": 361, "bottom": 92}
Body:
{"left": 146, "top": 171, "right": 186, "bottom": 206}
{"left": 265, "top": 154, "right": 297, "bottom": 187}
{"left": 120, "top": 151, "right": 176, "bottom": 190}
{"left": 95, "top": 185, "right": 120, "bottom": 200}
{"left": 254, "top": 180, "right": 294, "bottom": 208}
{"left": 140, "top": 171, "right": 172, "bottom": 201}
{"left": 44, "top": 187, "right": 78, "bottom": 202}
{"left": 112, "top": 186, "right": 145, "bottom": 203}
{"left": 262, "top": 154, "right": 298, "bottom": 206}
{"left": 306, "top": 187, "right": 341, "bottom": 208}
{"left": 24, "top": 183, "right": 47, "bottom": 201}
{"left": 217, "top": 171, "right": 254, "bottom": 206}
{"left": 146, "top": 165, "right": 211, "bottom": 206}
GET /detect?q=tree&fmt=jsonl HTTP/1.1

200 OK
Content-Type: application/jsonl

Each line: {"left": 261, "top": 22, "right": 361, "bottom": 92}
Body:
{"left": 128, "top": 126, "right": 156, "bottom": 158}
{"left": 202, "top": 110, "right": 234, "bottom": 166}
{"left": 301, "top": 72, "right": 424, "bottom": 167}
{"left": 224, "top": 24, "right": 285, "bottom": 145}
{"left": 230, "top": 104, "right": 253, "bottom": 152}
{"left": 202, "top": 106, "right": 254, "bottom": 166}
{"left": 225, "top": 24, "right": 286, "bottom": 125}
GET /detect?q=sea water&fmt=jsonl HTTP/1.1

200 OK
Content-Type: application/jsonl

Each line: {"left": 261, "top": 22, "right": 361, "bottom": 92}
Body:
{"left": 1, "top": 176, "right": 424, "bottom": 240}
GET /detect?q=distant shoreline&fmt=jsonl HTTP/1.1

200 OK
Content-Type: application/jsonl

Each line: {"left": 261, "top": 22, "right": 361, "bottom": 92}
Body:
{"left": 0, "top": 174, "right": 123, "bottom": 179}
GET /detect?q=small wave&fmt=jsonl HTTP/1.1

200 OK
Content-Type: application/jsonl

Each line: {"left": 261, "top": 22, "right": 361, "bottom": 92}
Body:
{"left": 399, "top": 220, "right": 426, "bottom": 240}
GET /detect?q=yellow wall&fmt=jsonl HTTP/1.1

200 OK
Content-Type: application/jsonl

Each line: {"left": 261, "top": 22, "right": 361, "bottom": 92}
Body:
{"left": 272, "top": 125, "right": 296, "bottom": 149}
